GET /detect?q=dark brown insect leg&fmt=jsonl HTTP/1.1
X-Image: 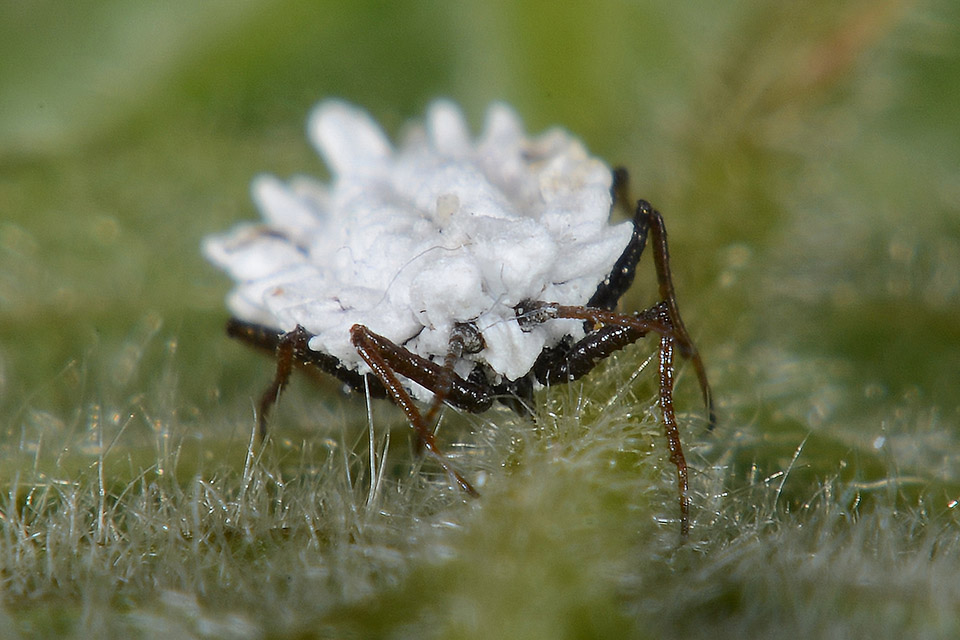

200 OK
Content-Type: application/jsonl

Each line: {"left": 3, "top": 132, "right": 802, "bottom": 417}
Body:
{"left": 257, "top": 325, "right": 311, "bottom": 441}
{"left": 350, "top": 324, "right": 479, "bottom": 497}
{"left": 652, "top": 305, "right": 690, "bottom": 536}
{"left": 641, "top": 201, "right": 715, "bottom": 429}
{"left": 612, "top": 166, "right": 632, "bottom": 214}
{"left": 541, "top": 301, "right": 690, "bottom": 534}
{"left": 552, "top": 304, "right": 675, "bottom": 339}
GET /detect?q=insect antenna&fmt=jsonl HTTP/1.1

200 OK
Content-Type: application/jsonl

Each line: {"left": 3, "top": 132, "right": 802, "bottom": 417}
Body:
{"left": 423, "top": 323, "right": 486, "bottom": 426}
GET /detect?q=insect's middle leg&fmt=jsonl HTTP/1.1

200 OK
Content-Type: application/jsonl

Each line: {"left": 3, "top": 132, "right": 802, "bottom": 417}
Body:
{"left": 257, "top": 324, "right": 311, "bottom": 441}
{"left": 528, "top": 304, "right": 667, "bottom": 385}
{"left": 518, "top": 301, "right": 691, "bottom": 533}
{"left": 650, "top": 304, "right": 690, "bottom": 536}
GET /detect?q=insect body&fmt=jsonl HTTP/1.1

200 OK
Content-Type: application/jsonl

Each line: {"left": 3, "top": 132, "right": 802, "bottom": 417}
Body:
{"left": 204, "top": 100, "right": 713, "bottom": 534}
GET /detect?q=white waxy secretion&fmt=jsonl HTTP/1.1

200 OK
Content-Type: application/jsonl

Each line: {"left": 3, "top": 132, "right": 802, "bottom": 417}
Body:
{"left": 203, "top": 100, "right": 633, "bottom": 395}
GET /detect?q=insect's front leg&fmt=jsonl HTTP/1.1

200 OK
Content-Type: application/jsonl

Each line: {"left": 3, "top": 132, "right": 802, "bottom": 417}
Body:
{"left": 349, "top": 324, "right": 482, "bottom": 497}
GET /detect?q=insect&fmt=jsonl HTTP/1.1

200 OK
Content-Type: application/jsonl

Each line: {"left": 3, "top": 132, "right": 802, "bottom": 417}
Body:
{"left": 204, "top": 100, "right": 714, "bottom": 534}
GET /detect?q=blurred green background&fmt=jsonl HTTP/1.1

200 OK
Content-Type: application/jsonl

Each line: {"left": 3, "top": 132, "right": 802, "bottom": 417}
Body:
{"left": 1, "top": 1, "right": 959, "bottom": 638}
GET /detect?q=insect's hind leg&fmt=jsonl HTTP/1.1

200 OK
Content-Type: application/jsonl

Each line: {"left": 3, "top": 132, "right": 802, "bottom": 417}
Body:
{"left": 611, "top": 166, "right": 636, "bottom": 216}
{"left": 598, "top": 175, "right": 715, "bottom": 426}
{"left": 640, "top": 201, "right": 715, "bottom": 428}
{"left": 587, "top": 168, "right": 650, "bottom": 312}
